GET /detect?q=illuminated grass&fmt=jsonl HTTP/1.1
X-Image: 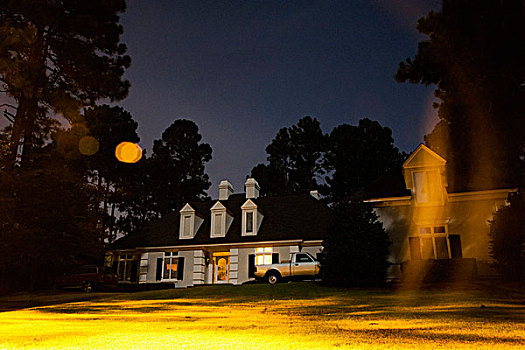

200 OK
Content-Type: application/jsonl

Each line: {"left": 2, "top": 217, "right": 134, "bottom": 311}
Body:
{"left": 0, "top": 282, "right": 523, "bottom": 349}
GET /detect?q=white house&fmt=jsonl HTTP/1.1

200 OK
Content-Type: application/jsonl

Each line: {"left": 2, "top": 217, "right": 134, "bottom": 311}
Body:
{"left": 108, "top": 178, "right": 331, "bottom": 288}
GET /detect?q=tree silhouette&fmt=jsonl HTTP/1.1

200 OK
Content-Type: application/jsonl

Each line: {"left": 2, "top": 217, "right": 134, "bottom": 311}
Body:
{"left": 324, "top": 118, "right": 405, "bottom": 202}
{"left": 251, "top": 116, "right": 326, "bottom": 196}
{"left": 396, "top": 0, "right": 525, "bottom": 190}
{"left": 489, "top": 191, "right": 525, "bottom": 281}
{"left": 149, "top": 119, "right": 212, "bottom": 216}
{"left": 319, "top": 201, "right": 391, "bottom": 287}
{"left": 0, "top": 0, "right": 130, "bottom": 168}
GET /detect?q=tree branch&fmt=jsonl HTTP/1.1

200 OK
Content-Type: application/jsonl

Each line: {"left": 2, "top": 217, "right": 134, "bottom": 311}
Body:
{"left": 0, "top": 103, "right": 17, "bottom": 110}
{"left": 2, "top": 111, "right": 14, "bottom": 123}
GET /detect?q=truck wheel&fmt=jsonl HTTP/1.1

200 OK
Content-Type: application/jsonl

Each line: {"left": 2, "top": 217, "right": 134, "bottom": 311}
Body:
{"left": 83, "top": 281, "right": 94, "bottom": 293}
{"left": 266, "top": 272, "right": 280, "bottom": 285}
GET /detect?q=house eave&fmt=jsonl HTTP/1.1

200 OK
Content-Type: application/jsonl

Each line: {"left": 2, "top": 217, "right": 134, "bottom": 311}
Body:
{"left": 448, "top": 188, "right": 516, "bottom": 202}
{"left": 111, "top": 239, "right": 307, "bottom": 252}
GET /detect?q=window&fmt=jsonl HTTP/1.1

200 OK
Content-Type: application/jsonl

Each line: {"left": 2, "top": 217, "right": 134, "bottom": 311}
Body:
{"left": 210, "top": 202, "right": 231, "bottom": 238}
{"left": 214, "top": 213, "right": 223, "bottom": 235}
{"left": 246, "top": 212, "right": 253, "bottom": 233}
{"left": 118, "top": 254, "right": 135, "bottom": 281}
{"left": 295, "top": 253, "right": 313, "bottom": 263}
{"left": 180, "top": 204, "right": 203, "bottom": 239}
{"left": 409, "top": 226, "right": 460, "bottom": 260}
{"left": 183, "top": 215, "right": 192, "bottom": 237}
{"left": 413, "top": 170, "right": 442, "bottom": 204}
{"left": 163, "top": 252, "right": 179, "bottom": 280}
{"left": 241, "top": 199, "right": 263, "bottom": 236}
{"left": 255, "top": 247, "right": 272, "bottom": 265}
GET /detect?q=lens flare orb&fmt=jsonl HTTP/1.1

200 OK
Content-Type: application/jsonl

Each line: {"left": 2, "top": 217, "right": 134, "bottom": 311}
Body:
{"left": 78, "top": 136, "right": 99, "bottom": 156}
{"left": 115, "top": 142, "right": 142, "bottom": 163}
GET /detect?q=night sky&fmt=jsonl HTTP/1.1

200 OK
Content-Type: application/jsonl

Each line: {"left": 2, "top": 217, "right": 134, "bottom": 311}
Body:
{"left": 4, "top": 0, "right": 444, "bottom": 196}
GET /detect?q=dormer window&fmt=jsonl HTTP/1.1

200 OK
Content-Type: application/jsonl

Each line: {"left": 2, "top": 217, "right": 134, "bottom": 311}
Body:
{"left": 246, "top": 212, "right": 254, "bottom": 233}
{"left": 182, "top": 215, "right": 192, "bottom": 237}
{"left": 412, "top": 169, "right": 443, "bottom": 204}
{"left": 214, "top": 213, "right": 223, "bottom": 235}
{"left": 402, "top": 144, "right": 447, "bottom": 206}
{"left": 241, "top": 199, "right": 263, "bottom": 236}
{"left": 210, "top": 201, "right": 233, "bottom": 238}
{"left": 179, "top": 204, "right": 203, "bottom": 239}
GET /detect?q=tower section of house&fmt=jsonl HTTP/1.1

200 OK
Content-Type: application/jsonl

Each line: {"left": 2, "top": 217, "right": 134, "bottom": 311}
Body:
{"left": 363, "top": 144, "right": 516, "bottom": 281}
{"left": 108, "top": 178, "right": 330, "bottom": 287}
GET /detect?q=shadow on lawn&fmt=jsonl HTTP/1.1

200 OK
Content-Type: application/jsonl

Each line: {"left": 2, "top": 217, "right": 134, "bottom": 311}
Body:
{"left": 35, "top": 301, "right": 199, "bottom": 315}
{"left": 277, "top": 299, "right": 525, "bottom": 324}
{"left": 342, "top": 327, "right": 524, "bottom": 345}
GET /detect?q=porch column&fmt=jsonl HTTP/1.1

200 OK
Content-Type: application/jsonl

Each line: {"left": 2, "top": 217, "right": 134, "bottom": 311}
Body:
{"left": 229, "top": 248, "right": 239, "bottom": 285}
{"left": 193, "top": 250, "right": 206, "bottom": 285}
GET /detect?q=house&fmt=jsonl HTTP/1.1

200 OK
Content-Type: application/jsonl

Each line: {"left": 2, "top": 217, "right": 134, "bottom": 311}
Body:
{"left": 108, "top": 178, "right": 331, "bottom": 287}
{"left": 362, "top": 144, "right": 516, "bottom": 281}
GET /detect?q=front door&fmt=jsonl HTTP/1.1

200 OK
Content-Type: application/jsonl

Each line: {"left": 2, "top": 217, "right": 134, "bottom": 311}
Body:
{"left": 213, "top": 253, "right": 230, "bottom": 284}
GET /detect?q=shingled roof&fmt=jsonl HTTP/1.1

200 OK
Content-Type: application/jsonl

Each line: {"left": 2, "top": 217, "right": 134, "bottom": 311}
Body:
{"left": 112, "top": 193, "right": 332, "bottom": 250}
{"left": 359, "top": 165, "right": 411, "bottom": 200}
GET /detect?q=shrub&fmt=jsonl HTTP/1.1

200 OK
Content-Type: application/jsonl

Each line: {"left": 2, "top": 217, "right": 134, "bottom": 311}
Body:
{"left": 319, "top": 201, "right": 391, "bottom": 287}
{"left": 489, "top": 191, "right": 525, "bottom": 281}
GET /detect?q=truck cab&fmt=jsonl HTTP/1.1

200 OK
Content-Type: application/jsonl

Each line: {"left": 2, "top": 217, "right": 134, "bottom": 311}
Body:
{"left": 254, "top": 252, "right": 320, "bottom": 284}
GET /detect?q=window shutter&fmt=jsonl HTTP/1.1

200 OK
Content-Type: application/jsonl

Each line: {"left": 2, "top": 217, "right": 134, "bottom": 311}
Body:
{"left": 449, "top": 235, "right": 463, "bottom": 259}
{"left": 248, "top": 254, "right": 255, "bottom": 278}
{"left": 156, "top": 258, "right": 163, "bottom": 281}
{"left": 272, "top": 253, "right": 279, "bottom": 264}
{"left": 112, "top": 261, "right": 118, "bottom": 274}
{"left": 130, "top": 260, "right": 139, "bottom": 282}
{"left": 177, "top": 257, "right": 185, "bottom": 280}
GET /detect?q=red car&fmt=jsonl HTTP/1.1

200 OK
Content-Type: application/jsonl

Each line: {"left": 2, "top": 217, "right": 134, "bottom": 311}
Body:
{"left": 58, "top": 265, "right": 118, "bottom": 292}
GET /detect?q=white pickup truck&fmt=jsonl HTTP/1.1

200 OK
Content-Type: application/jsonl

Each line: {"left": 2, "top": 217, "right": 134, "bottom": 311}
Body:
{"left": 254, "top": 252, "right": 320, "bottom": 284}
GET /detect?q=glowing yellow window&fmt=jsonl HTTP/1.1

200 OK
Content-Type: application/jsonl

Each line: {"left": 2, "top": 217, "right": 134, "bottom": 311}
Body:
{"left": 255, "top": 247, "right": 272, "bottom": 265}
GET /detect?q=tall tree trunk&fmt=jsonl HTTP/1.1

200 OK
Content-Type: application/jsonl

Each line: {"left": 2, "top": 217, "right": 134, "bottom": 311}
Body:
{"left": 109, "top": 200, "right": 116, "bottom": 244}
{"left": 7, "top": 99, "right": 27, "bottom": 169}
{"left": 20, "top": 99, "right": 39, "bottom": 168}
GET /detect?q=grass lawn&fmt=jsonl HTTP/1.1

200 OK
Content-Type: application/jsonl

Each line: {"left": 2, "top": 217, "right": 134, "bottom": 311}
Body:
{"left": 0, "top": 282, "right": 523, "bottom": 349}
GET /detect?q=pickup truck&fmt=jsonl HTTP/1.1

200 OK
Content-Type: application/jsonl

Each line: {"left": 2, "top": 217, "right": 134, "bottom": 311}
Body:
{"left": 254, "top": 252, "right": 320, "bottom": 284}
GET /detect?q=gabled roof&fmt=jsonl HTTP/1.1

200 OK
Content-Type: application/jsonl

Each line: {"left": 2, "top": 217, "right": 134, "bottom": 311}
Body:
{"left": 403, "top": 144, "right": 446, "bottom": 169}
{"left": 112, "top": 193, "right": 332, "bottom": 250}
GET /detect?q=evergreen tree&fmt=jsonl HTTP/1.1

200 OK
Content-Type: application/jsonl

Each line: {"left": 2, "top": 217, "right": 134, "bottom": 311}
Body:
{"left": 396, "top": 0, "right": 525, "bottom": 190}
{"left": 0, "top": 147, "right": 104, "bottom": 293}
{"left": 82, "top": 105, "right": 140, "bottom": 242}
{"left": 0, "top": 0, "right": 130, "bottom": 167}
{"left": 319, "top": 202, "right": 391, "bottom": 287}
{"left": 149, "top": 119, "right": 212, "bottom": 216}
{"left": 489, "top": 191, "right": 525, "bottom": 281}
{"left": 251, "top": 116, "right": 326, "bottom": 196}
{"left": 324, "top": 118, "right": 405, "bottom": 202}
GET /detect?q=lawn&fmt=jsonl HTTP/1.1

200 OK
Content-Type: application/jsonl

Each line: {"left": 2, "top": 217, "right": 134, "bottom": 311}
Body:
{"left": 0, "top": 282, "right": 523, "bottom": 349}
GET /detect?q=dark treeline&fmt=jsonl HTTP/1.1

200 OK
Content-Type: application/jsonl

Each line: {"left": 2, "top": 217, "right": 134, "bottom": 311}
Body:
{"left": 0, "top": 1, "right": 216, "bottom": 293}
{"left": 250, "top": 116, "right": 406, "bottom": 203}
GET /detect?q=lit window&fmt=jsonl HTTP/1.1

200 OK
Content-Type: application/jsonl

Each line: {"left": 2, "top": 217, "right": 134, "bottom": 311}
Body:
{"left": 255, "top": 247, "right": 272, "bottom": 265}
{"left": 246, "top": 212, "right": 254, "bottom": 233}
{"left": 163, "top": 252, "right": 179, "bottom": 280}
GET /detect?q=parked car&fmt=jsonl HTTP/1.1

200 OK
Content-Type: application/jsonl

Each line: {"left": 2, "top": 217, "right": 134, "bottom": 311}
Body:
{"left": 254, "top": 252, "right": 320, "bottom": 284}
{"left": 57, "top": 265, "right": 118, "bottom": 292}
